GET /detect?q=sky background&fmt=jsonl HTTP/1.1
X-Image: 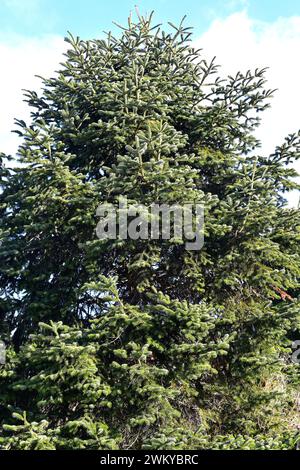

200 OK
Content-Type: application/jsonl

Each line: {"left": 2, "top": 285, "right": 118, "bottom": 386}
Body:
{"left": 1, "top": 0, "right": 300, "bottom": 38}
{"left": 1, "top": 0, "right": 300, "bottom": 204}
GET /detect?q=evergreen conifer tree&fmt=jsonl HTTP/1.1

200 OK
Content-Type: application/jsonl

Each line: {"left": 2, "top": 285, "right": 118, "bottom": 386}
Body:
{"left": 0, "top": 13, "right": 299, "bottom": 450}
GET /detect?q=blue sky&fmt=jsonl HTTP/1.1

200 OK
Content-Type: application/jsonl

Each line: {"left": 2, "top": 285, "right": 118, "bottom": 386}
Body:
{"left": 1, "top": 0, "right": 300, "bottom": 39}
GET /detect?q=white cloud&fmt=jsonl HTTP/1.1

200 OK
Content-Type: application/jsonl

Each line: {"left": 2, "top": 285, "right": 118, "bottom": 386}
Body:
{"left": 3, "top": 0, "right": 40, "bottom": 14}
{"left": 225, "top": 0, "right": 249, "bottom": 10}
{"left": 194, "top": 11, "right": 300, "bottom": 205}
{"left": 2, "top": 0, "right": 57, "bottom": 29}
{"left": 0, "top": 34, "right": 65, "bottom": 155}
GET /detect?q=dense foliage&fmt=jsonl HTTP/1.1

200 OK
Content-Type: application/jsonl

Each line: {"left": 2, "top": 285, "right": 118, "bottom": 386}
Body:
{"left": 0, "top": 13, "right": 300, "bottom": 450}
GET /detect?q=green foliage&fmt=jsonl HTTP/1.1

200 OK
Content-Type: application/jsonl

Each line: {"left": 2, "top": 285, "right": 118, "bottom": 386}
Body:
{"left": 0, "top": 12, "right": 300, "bottom": 450}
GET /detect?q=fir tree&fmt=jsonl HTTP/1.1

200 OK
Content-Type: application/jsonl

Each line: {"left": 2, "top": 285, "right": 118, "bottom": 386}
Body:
{"left": 0, "top": 13, "right": 300, "bottom": 449}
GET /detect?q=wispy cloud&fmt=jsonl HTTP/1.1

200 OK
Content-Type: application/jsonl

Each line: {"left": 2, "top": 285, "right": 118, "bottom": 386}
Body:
{"left": 3, "top": 0, "right": 40, "bottom": 13}
{"left": 225, "top": 0, "right": 249, "bottom": 9}
{"left": 2, "top": 0, "right": 46, "bottom": 26}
